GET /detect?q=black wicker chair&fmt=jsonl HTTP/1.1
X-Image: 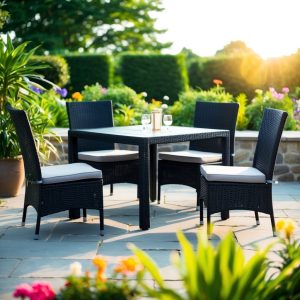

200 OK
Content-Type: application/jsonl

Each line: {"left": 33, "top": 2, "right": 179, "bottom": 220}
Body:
{"left": 158, "top": 101, "right": 239, "bottom": 208}
{"left": 200, "top": 108, "right": 288, "bottom": 237}
{"left": 66, "top": 101, "right": 139, "bottom": 195}
{"left": 8, "top": 106, "right": 104, "bottom": 239}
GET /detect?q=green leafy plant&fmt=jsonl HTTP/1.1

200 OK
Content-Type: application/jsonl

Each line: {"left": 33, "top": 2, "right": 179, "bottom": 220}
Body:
{"left": 0, "top": 35, "right": 58, "bottom": 160}
{"left": 246, "top": 87, "right": 298, "bottom": 130}
{"left": 132, "top": 226, "right": 300, "bottom": 300}
{"left": 170, "top": 80, "right": 235, "bottom": 126}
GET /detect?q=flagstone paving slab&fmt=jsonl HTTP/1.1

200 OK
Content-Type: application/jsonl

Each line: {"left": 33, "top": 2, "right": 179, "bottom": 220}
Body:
{"left": 0, "top": 182, "right": 300, "bottom": 299}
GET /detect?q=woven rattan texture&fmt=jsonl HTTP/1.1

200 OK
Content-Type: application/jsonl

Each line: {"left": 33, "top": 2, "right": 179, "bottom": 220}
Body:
{"left": 158, "top": 101, "right": 239, "bottom": 203}
{"left": 8, "top": 106, "right": 104, "bottom": 236}
{"left": 190, "top": 101, "right": 239, "bottom": 158}
{"left": 67, "top": 101, "right": 139, "bottom": 186}
{"left": 67, "top": 101, "right": 114, "bottom": 151}
{"left": 253, "top": 108, "right": 288, "bottom": 180}
{"left": 200, "top": 108, "right": 288, "bottom": 235}
{"left": 8, "top": 106, "right": 42, "bottom": 182}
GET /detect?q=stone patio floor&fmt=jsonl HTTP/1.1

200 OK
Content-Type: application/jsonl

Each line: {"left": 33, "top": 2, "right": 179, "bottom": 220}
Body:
{"left": 0, "top": 182, "right": 300, "bottom": 299}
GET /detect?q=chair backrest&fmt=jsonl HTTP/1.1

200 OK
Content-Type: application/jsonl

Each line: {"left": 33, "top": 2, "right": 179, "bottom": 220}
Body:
{"left": 190, "top": 101, "right": 239, "bottom": 164}
{"left": 67, "top": 101, "right": 114, "bottom": 152}
{"left": 7, "top": 106, "right": 42, "bottom": 182}
{"left": 253, "top": 108, "right": 287, "bottom": 180}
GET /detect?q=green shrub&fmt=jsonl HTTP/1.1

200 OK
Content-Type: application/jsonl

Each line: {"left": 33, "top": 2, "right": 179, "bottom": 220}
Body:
{"left": 76, "top": 84, "right": 149, "bottom": 126}
{"left": 170, "top": 83, "right": 235, "bottom": 126}
{"left": 188, "top": 54, "right": 264, "bottom": 98}
{"left": 64, "top": 54, "right": 113, "bottom": 92}
{"left": 246, "top": 87, "right": 298, "bottom": 130}
{"left": 31, "top": 55, "right": 70, "bottom": 87}
{"left": 97, "top": 85, "right": 149, "bottom": 126}
{"left": 119, "top": 54, "right": 189, "bottom": 104}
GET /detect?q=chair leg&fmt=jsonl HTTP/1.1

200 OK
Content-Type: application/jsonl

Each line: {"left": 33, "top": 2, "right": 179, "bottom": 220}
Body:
{"left": 255, "top": 211, "right": 260, "bottom": 225}
{"left": 157, "top": 183, "right": 161, "bottom": 205}
{"left": 110, "top": 184, "right": 113, "bottom": 196}
{"left": 270, "top": 212, "right": 276, "bottom": 237}
{"left": 83, "top": 209, "right": 87, "bottom": 222}
{"left": 200, "top": 199, "right": 204, "bottom": 225}
{"left": 99, "top": 208, "right": 104, "bottom": 236}
{"left": 196, "top": 188, "right": 200, "bottom": 211}
{"left": 34, "top": 215, "right": 41, "bottom": 240}
{"left": 22, "top": 205, "right": 28, "bottom": 226}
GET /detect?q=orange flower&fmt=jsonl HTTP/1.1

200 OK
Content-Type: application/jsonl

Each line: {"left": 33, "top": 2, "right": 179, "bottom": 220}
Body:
{"left": 93, "top": 256, "right": 107, "bottom": 282}
{"left": 72, "top": 92, "right": 83, "bottom": 101}
{"left": 213, "top": 79, "right": 223, "bottom": 86}
{"left": 114, "top": 256, "right": 139, "bottom": 275}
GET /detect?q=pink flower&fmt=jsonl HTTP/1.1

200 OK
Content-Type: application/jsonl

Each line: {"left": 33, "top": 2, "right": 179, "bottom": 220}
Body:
{"left": 30, "top": 282, "right": 55, "bottom": 300}
{"left": 275, "top": 93, "right": 284, "bottom": 100}
{"left": 269, "top": 87, "right": 275, "bottom": 93}
{"left": 13, "top": 283, "right": 33, "bottom": 298}
{"left": 282, "top": 87, "right": 289, "bottom": 93}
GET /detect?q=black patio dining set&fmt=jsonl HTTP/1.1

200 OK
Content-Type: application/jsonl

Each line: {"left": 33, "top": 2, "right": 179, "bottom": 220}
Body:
{"left": 8, "top": 100, "right": 287, "bottom": 239}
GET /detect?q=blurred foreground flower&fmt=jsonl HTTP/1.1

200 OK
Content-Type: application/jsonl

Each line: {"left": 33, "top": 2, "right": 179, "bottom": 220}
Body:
{"left": 13, "top": 281, "right": 55, "bottom": 300}
{"left": 276, "top": 218, "right": 296, "bottom": 240}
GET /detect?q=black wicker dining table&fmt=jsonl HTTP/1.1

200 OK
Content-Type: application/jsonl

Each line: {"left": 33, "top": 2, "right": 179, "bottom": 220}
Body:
{"left": 68, "top": 125, "right": 230, "bottom": 230}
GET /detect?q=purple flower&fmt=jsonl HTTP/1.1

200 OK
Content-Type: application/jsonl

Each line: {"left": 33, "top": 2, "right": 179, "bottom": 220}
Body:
{"left": 30, "top": 85, "right": 43, "bottom": 94}
{"left": 282, "top": 87, "right": 289, "bottom": 93}
{"left": 54, "top": 87, "right": 68, "bottom": 98}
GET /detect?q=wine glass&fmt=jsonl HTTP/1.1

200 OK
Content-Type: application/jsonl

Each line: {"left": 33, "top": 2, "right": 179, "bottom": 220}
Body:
{"left": 141, "top": 114, "right": 151, "bottom": 130}
{"left": 163, "top": 114, "right": 172, "bottom": 130}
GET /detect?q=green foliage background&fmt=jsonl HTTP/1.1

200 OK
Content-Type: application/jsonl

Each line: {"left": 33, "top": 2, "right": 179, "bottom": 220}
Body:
{"left": 31, "top": 55, "right": 70, "bottom": 87}
{"left": 119, "top": 54, "right": 189, "bottom": 104}
{"left": 63, "top": 54, "right": 113, "bottom": 92}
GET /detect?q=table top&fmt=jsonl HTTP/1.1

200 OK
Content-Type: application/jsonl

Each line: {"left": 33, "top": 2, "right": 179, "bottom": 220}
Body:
{"left": 69, "top": 125, "right": 230, "bottom": 146}
{"left": 69, "top": 125, "right": 228, "bottom": 138}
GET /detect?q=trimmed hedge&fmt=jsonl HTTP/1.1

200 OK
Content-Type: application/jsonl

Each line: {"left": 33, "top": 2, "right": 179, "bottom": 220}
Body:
{"left": 63, "top": 54, "right": 113, "bottom": 92}
{"left": 188, "top": 54, "right": 263, "bottom": 98}
{"left": 31, "top": 55, "right": 70, "bottom": 87}
{"left": 188, "top": 52, "right": 300, "bottom": 99}
{"left": 119, "top": 54, "right": 189, "bottom": 104}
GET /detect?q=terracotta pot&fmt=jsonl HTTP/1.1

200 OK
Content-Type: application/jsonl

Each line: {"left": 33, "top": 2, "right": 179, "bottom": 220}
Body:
{"left": 0, "top": 156, "right": 25, "bottom": 197}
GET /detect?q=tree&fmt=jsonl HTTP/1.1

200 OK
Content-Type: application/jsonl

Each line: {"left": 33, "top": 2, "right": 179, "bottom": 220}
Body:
{"left": 215, "top": 40, "right": 257, "bottom": 56}
{"left": 4, "top": 0, "right": 171, "bottom": 54}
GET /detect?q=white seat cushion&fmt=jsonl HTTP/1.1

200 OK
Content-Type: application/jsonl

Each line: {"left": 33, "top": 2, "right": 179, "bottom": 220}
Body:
{"left": 159, "top": 150, "right": 222, "bottom": 164}
{"left": 78, "top": 149, "right": 139, "bottom": 162}
{"left": 200, "top": 165, "right": 266, "bottom": 183}
{"left": 41, "top": 163, "right": 102, "bottom": 184}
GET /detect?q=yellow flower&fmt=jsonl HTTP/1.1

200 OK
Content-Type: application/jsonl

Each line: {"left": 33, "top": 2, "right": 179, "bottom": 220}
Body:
{"left": 151, "top": 99, "right": 161, "bottom": 107}
{"left": 276, "top": 219, "right": 286, "bottom": 232}
{"left": 276, "top": 219, "right": 296, "bottom": 240}
{"left": 285, "top": 220, "right": 296, "bottom": 240}
{"left": 93, "top": 256, "right": 107, "bottom": 282}
{"left": 114, "top": 256, "right": 139, "bottom": 275}
{"left": 72, "top": 92, "right": 83, "bottom": 101}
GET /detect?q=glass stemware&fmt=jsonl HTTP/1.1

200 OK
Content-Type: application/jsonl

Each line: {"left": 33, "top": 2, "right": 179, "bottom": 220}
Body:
{"left": 141, "top": 114, "right": 151, "bottom": 130}
{"left": 163, "top": 114, "right": 172, "bottom": 130}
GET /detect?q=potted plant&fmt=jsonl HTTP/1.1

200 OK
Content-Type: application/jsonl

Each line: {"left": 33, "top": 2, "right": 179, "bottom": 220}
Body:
{"left": 0, "top": 35, "right": 57, "bottom": 196}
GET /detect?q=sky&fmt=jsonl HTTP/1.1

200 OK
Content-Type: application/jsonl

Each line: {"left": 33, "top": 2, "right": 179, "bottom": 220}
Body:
{"left": 155, "top": 0, "right": 300, "bottom": 59}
